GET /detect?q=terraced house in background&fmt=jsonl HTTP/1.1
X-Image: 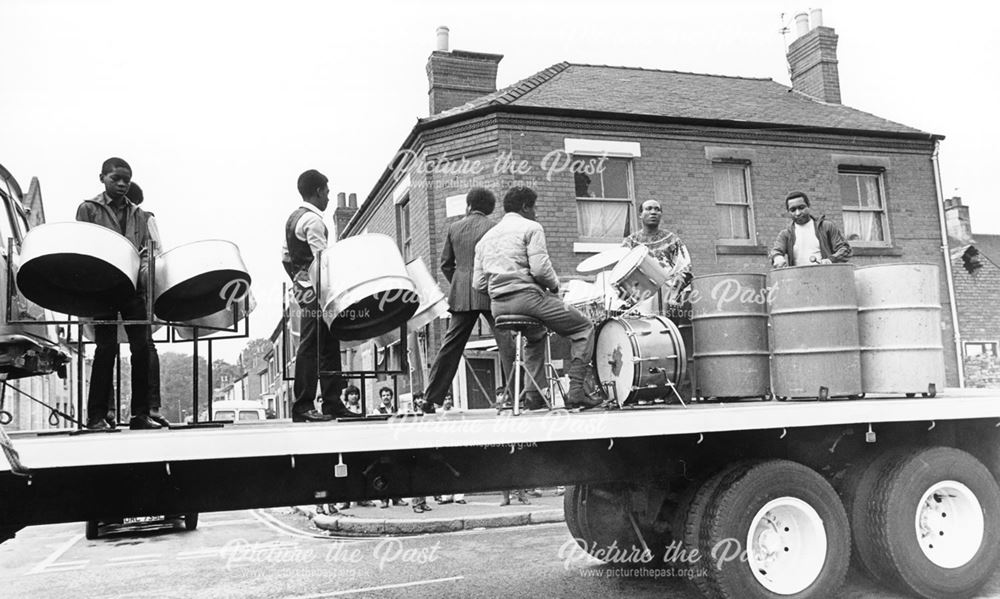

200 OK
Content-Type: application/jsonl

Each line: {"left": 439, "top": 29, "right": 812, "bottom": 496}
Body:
{"left": 342, "top": 14, "right": 959, "bottom": 406}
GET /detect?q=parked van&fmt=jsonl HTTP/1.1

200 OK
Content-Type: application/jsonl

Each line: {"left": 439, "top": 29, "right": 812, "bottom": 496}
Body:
{"left": 211, "top": 400, "right": 267, "bottom": 423}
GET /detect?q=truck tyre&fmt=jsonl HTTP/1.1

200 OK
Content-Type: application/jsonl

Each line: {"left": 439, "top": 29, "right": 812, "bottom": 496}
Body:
{"left": 867, "top": 447, "right": 1000, "bottom": 599}
{"left": 675, "top": 461, "right": 759, "bottom": 597}
{"left": 574, "top": 483, "right": 644, "bottom": 563}
{"left": 563, "top": 485, "right": 587, "bottom": 548}
{"left": 85, "top": 520, "right": 100, "bottom": 540}
{"left": 700, "top": 460, "right": 850, "bottom": 599}
{"left": 184, "top": 513, "right": 199, "bottom": 531}
{"left": 837, "top": 447, "right": 912, "bottom": 583}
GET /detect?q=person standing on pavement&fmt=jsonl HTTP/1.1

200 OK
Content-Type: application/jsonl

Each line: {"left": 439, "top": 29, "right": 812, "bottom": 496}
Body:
{"left": 422, "top": 188, "right": 514, "bottom": 414}
{"left": 282, "top": 169, "right": 351, "bottom": 422}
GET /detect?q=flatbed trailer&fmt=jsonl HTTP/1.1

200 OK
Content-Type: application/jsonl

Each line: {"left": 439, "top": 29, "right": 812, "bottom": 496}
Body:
{"left": 4, "top": 390, "right": 1000, "bottom": 599}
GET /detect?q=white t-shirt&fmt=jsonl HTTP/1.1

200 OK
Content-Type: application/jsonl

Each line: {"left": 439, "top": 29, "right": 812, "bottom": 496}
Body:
{"left": 793, "top": 219, "right": 822, "bottom": 266}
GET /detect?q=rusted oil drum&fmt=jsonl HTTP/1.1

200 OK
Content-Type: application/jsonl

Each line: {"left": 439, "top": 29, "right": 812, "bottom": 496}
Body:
{"left": 855, "top": 263, "right": 945, "bottom": 396}
{"left": 375, "top": 257, "right": 450, "bottom": 345}
{"left": 318, "top": 234, "right": 418, "bottom": 341}
{"left": 690, "top": 273, "right": 769, "bottom": 399}
{"left": 154, "top": 240, "right": 251, "bottom": 322}
{"left": 17, "top": 222, "right": 140, "bottom": 316}
{"left": 768, "top": 264, "right": 862, "bottom": 399}
{"left": 665, "top": 300, "right": 695, "bottom": 394}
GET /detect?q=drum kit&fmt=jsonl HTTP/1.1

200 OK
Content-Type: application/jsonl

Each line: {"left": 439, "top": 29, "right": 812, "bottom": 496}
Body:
{"left": 569, "top": 244, "right": 691, "bottom": 408}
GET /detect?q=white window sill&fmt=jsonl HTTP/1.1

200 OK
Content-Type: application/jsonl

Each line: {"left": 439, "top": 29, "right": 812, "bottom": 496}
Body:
{"left": 573, "top": 242, "right": 622, "bottom": 253}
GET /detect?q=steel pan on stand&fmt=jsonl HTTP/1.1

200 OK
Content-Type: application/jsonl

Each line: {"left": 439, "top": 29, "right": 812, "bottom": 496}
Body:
{"left": 153, "top": 240, "right": 251, "bottom": 322}
{"left": 375, "top": 257, "right": 449, "bottom": 345}
{"left": 318, "top": 234, "right": 418, "bottom": 341}
{"left": 16, "top": 222, "right": 141, "bottom": 317}
{"left": 768, "top": 264, "right": 861, "bottom": 399}
{"left": 173, "top": 290, "right": 256, "bottom": 340}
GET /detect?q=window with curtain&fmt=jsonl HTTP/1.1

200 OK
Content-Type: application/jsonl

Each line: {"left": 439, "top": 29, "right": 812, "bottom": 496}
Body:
{"left": 712, "top": 162, "right": 754, "bottom": 241}
{"left": 573, "top": 157, "right": 634, "bottom": 242}
{"left": 839, "top": 169, "right": 889, "bottom": 243}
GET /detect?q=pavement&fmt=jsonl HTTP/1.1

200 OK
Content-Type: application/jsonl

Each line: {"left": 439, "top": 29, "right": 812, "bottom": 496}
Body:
{"left": 293, "top": 491, "right": 566, "bottom": 536}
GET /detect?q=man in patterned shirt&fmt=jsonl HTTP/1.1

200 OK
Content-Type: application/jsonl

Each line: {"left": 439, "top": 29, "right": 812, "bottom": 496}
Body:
{"left": 621, "top": 199, "right": 692, "bottom": 308}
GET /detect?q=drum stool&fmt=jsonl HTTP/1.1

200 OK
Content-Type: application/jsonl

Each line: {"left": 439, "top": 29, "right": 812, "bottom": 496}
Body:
{"left": 494, "top": 314, "right": 565, "bottom": 415}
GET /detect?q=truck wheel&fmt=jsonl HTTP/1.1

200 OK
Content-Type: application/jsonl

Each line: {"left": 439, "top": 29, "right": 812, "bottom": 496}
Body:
{"left": 563, "top": 485, "right": 587, "bottom": 549}
{"left": 675, "top": 461, "right": 759, "bottom": 597}
{"left": 85, "top": 520, "right": 100, "bottom": 540}
{"left": 574, "top": 483, "right": 644, "bottom": 562}
{"left": 867, "top": 447, "right": 1000, "bottom": 599}
{"left": 700, "top": 460, "right": 850, "bottom": 599}
{"left": 184, "top": 513, "right": 199, "bottom": 531}
{"left": 837, "top": 448, "right": 912, "bottom": 583}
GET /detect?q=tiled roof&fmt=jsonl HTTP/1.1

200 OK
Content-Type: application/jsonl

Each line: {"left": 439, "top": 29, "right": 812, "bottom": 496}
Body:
{"left": 423, "top": 62, "right": 929, "bottom": 136}
{"left": 974, "top": 234, "right": 1000, "bottom": 266}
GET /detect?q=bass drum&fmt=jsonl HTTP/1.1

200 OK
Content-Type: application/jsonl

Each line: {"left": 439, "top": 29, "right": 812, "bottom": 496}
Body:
{"left": 594, "top": 315, "right": 686, "bottom": 405}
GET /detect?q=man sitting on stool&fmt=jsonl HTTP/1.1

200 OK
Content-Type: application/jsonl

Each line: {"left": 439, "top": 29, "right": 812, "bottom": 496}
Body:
{"left": 473, "top": 186, "right": 604, "bottom": 410}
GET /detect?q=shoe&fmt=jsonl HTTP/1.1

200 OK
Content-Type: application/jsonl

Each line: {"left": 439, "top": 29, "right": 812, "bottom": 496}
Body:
{"left": 421, "top": 402, "right": 437, "bottom": 414}
{"left": 128, "top": 415, "right": 164, "bottom": 430}
{"left": 455, "top": 499, "right": 467, "bottom": 504}
{"left": 87, "top": 419, "right": 112, "bottom": 431}
{"left": 437, "top": 498, "right": 453, "bottom": 505}
{"left": 357, "top": 500, "right": 376, "bottom": 507}
{"left": 380, "top": 502, "right": 390, "bottom": 509}
{"left": 393, "top": 499, "right": 407, "bottom": 506}
{"left": 412, "top": 504, "right": 430, "bottom": 513}
{"left": 148, "top": 413, "right": 171, "bottom": 428}
{"left": 292, "top": 409, "right": 334, "bottom": 423}
{"left": 528, "top": 489, "right": 543, "bottom": 497}
{"left": 499, "top": 499, "right": 510, "bottom": 506}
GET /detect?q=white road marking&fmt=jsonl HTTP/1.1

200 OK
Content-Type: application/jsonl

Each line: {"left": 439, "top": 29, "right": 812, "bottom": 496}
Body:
{"left": 27, "top": 533, "right": 85, "bottom": 574}
{"left": 109, "top": 554, "right": 161, "bottom": 562}
{"left": 198, "top": 518, "right": 255, "bottom": 528}
{"left": 284, "top": 576, "right": 465, "bottom": 598}
{"left": 250, "top": 509, "right": 337, "bottom": 540}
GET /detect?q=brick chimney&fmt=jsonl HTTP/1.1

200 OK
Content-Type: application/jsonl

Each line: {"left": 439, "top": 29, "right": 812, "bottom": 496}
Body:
{"left": 334, "top": 192, "right": 358, "bottom": 237}
{"left": 945, "top": 196, "right": 974, "bottom": 245}
{"left": 426, "top": 26, "right": 504, "bottom": 115}
{"left": 786, "top": 9, "right": 842, "bottom": 104}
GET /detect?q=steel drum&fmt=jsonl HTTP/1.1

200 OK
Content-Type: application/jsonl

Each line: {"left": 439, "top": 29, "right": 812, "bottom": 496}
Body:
{"left": 375, "top": 257, "right": 450, "bottom": 345}
{"left": 173, "top": 290, "right": 256, "bottom": 340}
{"left": 318, "top": 234, "right": 418, "bottom": 341}
{"left": 768, "top": 264, "right": 861, "bottom": 399}
{"left": 16, "top": 222, "right": 141, "bottom": 316}
{"left": 153, "top": 240, "right": 251, "bottom": 322}
{"left": 855, "top": 263, "right": 945, "bottom": 395}
{"left": 609, "top": 245, "right": 670, "bottom": 307}
{"left": 690, "top": 273, "right": 769, "bottom": 399}
{"left": 594, "top": 315, "right": 686, "bottom": 405}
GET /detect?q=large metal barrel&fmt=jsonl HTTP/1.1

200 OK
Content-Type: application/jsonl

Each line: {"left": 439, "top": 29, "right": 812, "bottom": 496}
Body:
{"left": 690, "top": 273, "right": 769, "bottom": 398}
{"left": 855, "top": 263, "right": 945, "bottom": 395}
{"left": 768, "top": 264, "right": 861, "bottom": 399}
{"left": 375, "top": 257, "right": 450, "bottom": 345}
{"left": 17, "top": 222, "right": 140, "bottom": 316}
{"left": 318, "top": 234, "right": 418, "bottom": 341}
{"left": 665, "top": 300, "right": 694, "bottom": 394}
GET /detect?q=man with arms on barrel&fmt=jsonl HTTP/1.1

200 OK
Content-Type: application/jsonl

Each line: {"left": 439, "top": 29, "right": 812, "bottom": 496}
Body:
{"left": 769, "top": 191, "right": 852, "bottom": 268}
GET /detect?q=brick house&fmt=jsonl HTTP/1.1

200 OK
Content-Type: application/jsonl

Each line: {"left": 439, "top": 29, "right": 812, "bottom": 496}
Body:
{"left": 945, "top": 197, "right": 1000, "bottom": 387}
{"left": 342, "top": 17, "right": 959, "bottom": 406}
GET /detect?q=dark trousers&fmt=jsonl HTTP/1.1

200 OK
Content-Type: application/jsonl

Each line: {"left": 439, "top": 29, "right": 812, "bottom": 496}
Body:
{"left": 293, "top": 297, "right": 345, "bottom": 415}
{"left": 424, "top": 310, "right": 514, "bottom": 405}
{"left": 88, "top": 295, "right": 159, "bottom": 422}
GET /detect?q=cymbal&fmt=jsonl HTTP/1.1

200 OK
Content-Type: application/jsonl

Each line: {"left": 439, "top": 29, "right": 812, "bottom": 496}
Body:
{"left": 576, "top": 246, "right": 630, "bottom": 274}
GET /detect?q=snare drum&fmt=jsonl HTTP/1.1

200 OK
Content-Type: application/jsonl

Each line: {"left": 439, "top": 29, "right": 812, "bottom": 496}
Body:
{"left": 594, "top": 315, "right": 686, "bottom": 405}
{"left": 562, "top": 279, "right": 606, "bottom": 323}
{"left": 609, "top": 245, "right": 670, "bottom": 307}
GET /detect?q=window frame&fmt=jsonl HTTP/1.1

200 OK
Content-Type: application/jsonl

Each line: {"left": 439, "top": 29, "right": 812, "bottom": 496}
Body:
{"left": 839, "top": 167, "right": 891, "bottom": 247}
{"left": 964, "top": 341, "right": 999, "bottom": 358}
{"left": 395, "top": 195, "right": 412, "bottom": 262}
{"left": 572, "top": 155, "right": 636, "bottom": 245}
{"left": 711, "top": 160, "right": 757, "bottom": 245}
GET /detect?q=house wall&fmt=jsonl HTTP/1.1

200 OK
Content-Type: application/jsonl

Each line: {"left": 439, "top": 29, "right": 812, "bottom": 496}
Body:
{"left": 952, "top": 253, "right": 1000, "bottom": 387}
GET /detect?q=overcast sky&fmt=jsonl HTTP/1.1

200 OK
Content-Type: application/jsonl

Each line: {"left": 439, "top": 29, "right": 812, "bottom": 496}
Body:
{"left": 3, "top": 0, "right": 996, "bottom": 361}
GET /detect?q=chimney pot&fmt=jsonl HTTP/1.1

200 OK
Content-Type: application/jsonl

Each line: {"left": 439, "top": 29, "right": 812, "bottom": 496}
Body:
{"left": 786, "top": 16, "right": 841, "bottom": 103}
{"left": 794, "top": 12, "right": 810, "bottom": 38}
{"left": 337, "top": 192, "right": 347, "bottom": 208}
{"left": 348, "top": 193, "right": 357, "bottom": 208}
{"left": 436, "top": 26, "right": 449, "bottom": 52}
{"left": 810, "top": 8, "right": 823, "bottom": 29}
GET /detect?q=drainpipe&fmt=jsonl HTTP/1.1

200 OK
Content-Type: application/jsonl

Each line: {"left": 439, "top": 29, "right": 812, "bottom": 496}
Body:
{"left": 932, "top": 140, "right": 965, "bottom": 387}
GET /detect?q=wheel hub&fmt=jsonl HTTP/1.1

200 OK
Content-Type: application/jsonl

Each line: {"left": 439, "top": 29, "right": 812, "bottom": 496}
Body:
{"left": 914, "top": 481, "right": 984, "bottom": 569}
